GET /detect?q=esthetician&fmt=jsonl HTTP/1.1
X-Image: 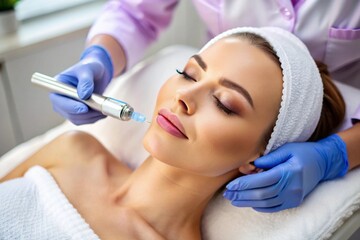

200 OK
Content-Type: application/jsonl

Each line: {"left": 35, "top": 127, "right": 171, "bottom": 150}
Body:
{"left": 49, "top": 0, "right": 360, "bottom": 212}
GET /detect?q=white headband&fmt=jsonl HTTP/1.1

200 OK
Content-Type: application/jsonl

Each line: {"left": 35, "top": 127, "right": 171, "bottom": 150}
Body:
{"left": 200, "top": 27, "right": 323, "bottom": 154}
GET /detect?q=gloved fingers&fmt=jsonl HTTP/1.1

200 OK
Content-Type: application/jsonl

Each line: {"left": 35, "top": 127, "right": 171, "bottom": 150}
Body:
{"left": 223, "top": 184, "right": 281, "bottom": 201}
{"left": 254, "top": 146, "right": 292, "bottom": 169}
{"left": 252, "top": 194, "right": 301, "bottom": 213}
{"left": 63, "top": 108, "right": 104, "bottom": 120}
{"left": 53, "top": 104, "right": 105, "bottom": 125}
{"left": 224, "top": 173, "right": 289, "bottom": 202}
{"left": 230, "top": 196, "right": 283, "bottom": 208}
{"left": 252, "top": 204, "right": 285, "bottom": 213}
{"left": 226, "top": 169, "right": 282, "bottom": 191}
{"left": 55, "top": 64, "right": 96, "bottom": 100}
{"left": 75, "top": 66, "right": 95, "bottom": 100}
{"left": 50, "top": 93, "right": 106, "bottom": 125}
{"left": 50, "top": 93, "right": 88, "bottom": 114}
{"left": 55, "top": 73, "right": 78, "bottom": 87}
{"left": 68, "top": 113, "right": 106, "bottom": 125}
{"left": 229, "top": 179, "right": 294, "bottom": 211}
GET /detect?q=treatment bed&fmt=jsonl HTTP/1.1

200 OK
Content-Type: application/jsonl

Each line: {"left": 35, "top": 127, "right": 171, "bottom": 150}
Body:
{"left": 0, "top": 45, "right": 359, "bottom": 240}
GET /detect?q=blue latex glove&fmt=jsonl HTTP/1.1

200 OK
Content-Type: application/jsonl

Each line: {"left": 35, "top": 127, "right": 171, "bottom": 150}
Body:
{"left": 50, "top": 45, "right": 114, "bottom": 125}
{"left": 223, "top": 134, "right": 348, "bottom": 212}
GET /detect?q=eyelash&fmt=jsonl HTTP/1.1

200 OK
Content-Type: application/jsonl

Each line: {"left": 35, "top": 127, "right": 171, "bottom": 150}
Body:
{"left": 214, "top": 97, "right": 234, "bottom": 115}
{"left": 176, "top": 69, "right": 235, "bottom": 116}
{"left": 176, "top": 69, "right": 195, "bottom": 81}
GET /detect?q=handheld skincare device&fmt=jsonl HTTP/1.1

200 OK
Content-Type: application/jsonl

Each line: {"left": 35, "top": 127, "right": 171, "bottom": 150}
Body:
{"left": 31, "top": 72, "right": 148, "bottom": 123}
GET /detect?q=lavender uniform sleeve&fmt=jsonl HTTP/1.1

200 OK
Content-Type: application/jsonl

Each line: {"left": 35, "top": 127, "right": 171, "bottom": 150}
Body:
{"left": 87, "top": 0, "right": 179, "bottom": 70}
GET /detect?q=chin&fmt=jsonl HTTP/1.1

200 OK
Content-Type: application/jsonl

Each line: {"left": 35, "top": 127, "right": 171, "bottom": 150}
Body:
{"left": 142, "top": 128, "right": 154, "bottom": 154}
{"left": 142, "top": 128, "right": 166, "bottom": 160}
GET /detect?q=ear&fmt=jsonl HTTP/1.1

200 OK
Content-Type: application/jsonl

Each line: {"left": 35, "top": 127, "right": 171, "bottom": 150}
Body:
{"left": 238, "top": 154, "right": 262, "bottom": 175}
{"left": 238, "top": 163, "right": 258, "bottom": 175}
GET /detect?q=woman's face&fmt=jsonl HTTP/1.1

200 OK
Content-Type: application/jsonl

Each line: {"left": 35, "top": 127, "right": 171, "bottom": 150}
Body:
{"left": 143, "top": 37, "right": 283, "bottom": 177}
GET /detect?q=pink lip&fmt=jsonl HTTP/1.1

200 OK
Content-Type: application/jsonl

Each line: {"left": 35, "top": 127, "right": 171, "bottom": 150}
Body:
{"left": 156, "top": 109, "right": 188, "bottom": 139}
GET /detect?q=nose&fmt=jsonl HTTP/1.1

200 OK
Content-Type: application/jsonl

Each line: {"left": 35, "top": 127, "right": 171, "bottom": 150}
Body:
{"left": 173, "top": 87, "right": 196, "bottom": 115}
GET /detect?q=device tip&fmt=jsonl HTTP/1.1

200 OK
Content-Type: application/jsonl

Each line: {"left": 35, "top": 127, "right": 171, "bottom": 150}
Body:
{"left": 131, "top": 112, "right": 147, "bottom": 123}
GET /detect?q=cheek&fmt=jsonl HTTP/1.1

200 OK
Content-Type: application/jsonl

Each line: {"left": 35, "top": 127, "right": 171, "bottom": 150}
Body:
{"left": 180, "top": 111, "right": 263, "bottom": 177}
{"left": 204, "top": 130, "right": 249, "bottom": 156}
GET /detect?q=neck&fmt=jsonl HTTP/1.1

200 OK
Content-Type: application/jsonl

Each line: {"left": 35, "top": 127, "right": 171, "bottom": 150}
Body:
{"left": 113, "top": 157, "right": 237, "bottom": 240}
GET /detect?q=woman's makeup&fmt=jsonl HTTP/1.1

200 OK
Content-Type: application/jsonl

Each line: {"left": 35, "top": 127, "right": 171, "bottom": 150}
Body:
{"left": 184, "top": 54, "right": 254, "bottom": 108}
{"left": 156, "top": 108, "right": 188, "bottom": 139}
{"left": 176, "top": 59, "right": 253, "bottom": 116}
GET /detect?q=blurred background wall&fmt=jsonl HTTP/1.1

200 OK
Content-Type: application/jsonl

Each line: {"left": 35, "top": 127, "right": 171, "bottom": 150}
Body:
{"left": 0, "top": 0, "right": 205, "bottom": 156}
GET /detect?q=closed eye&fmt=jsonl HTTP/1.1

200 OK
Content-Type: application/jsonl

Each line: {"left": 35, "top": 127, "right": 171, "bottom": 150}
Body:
{"left": 213, "top": 96, "right": 235, "bottom": 115}
{"left": 176, "top": 69, "right": 196, "bottom": 82}
{"left": 176, "top": 69, "right": 235, "bottom": 116}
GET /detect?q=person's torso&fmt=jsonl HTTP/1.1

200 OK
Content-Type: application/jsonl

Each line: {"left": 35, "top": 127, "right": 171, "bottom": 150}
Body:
{"left": 191, "top": 0, "right": 360, "bottom": 87}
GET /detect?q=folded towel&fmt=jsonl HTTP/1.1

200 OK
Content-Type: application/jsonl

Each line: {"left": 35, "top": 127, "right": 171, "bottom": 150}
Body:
{"left": 0, "top": 166, "right": 100, "bottom": 240}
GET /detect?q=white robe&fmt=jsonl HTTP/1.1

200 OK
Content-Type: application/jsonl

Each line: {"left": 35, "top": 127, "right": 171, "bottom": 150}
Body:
{"left": 0, "top": 166, "right": 100, "bottom": 240}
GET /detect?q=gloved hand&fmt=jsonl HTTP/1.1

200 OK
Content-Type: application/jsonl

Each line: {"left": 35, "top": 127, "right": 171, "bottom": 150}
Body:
{"left": 223, "top": 134, "right": 348, "bottom": 212}
{"left": 50, "top": 45, "right": 114, "bottom": 125}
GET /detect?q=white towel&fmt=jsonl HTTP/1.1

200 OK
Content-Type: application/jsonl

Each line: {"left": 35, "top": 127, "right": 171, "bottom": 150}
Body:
{"left": 0, "top": 166, "right": 100, "bottom": 240}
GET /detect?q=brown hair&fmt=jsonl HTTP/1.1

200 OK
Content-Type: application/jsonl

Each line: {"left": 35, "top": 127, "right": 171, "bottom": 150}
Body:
{"left": 230, "top": 32, "right": 345, "bottom": 143}
{"left": 308, "top": 61, "right": 345, "bottom": 141}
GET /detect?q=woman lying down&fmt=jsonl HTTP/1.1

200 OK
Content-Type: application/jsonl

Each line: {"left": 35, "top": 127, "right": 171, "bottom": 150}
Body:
{"left": 0, "top": 27, "right": 345, "bottom": 240}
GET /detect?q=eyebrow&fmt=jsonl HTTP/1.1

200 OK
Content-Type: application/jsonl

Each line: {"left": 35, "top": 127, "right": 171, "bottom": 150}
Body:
{"left": 191, "top": 54, "right": 254, "bottom": 108}
{"left": 191, "top": 54, "right": 207, "bottom": 71}
{"left": 219, "top": 78, "right": 254, "bottom": 108}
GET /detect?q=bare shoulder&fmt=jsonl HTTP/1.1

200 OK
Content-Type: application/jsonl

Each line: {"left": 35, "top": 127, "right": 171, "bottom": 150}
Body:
{"left": 0, "top": 130, "right": 132, "bottom": 182}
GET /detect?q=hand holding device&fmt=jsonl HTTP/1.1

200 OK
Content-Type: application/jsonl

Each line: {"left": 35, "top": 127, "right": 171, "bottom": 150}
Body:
{"left": 50, "top": 45, "right": 114, "bottom": 125}
{"left": 32, "top": 73, "right": 148, "bottom": 124}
